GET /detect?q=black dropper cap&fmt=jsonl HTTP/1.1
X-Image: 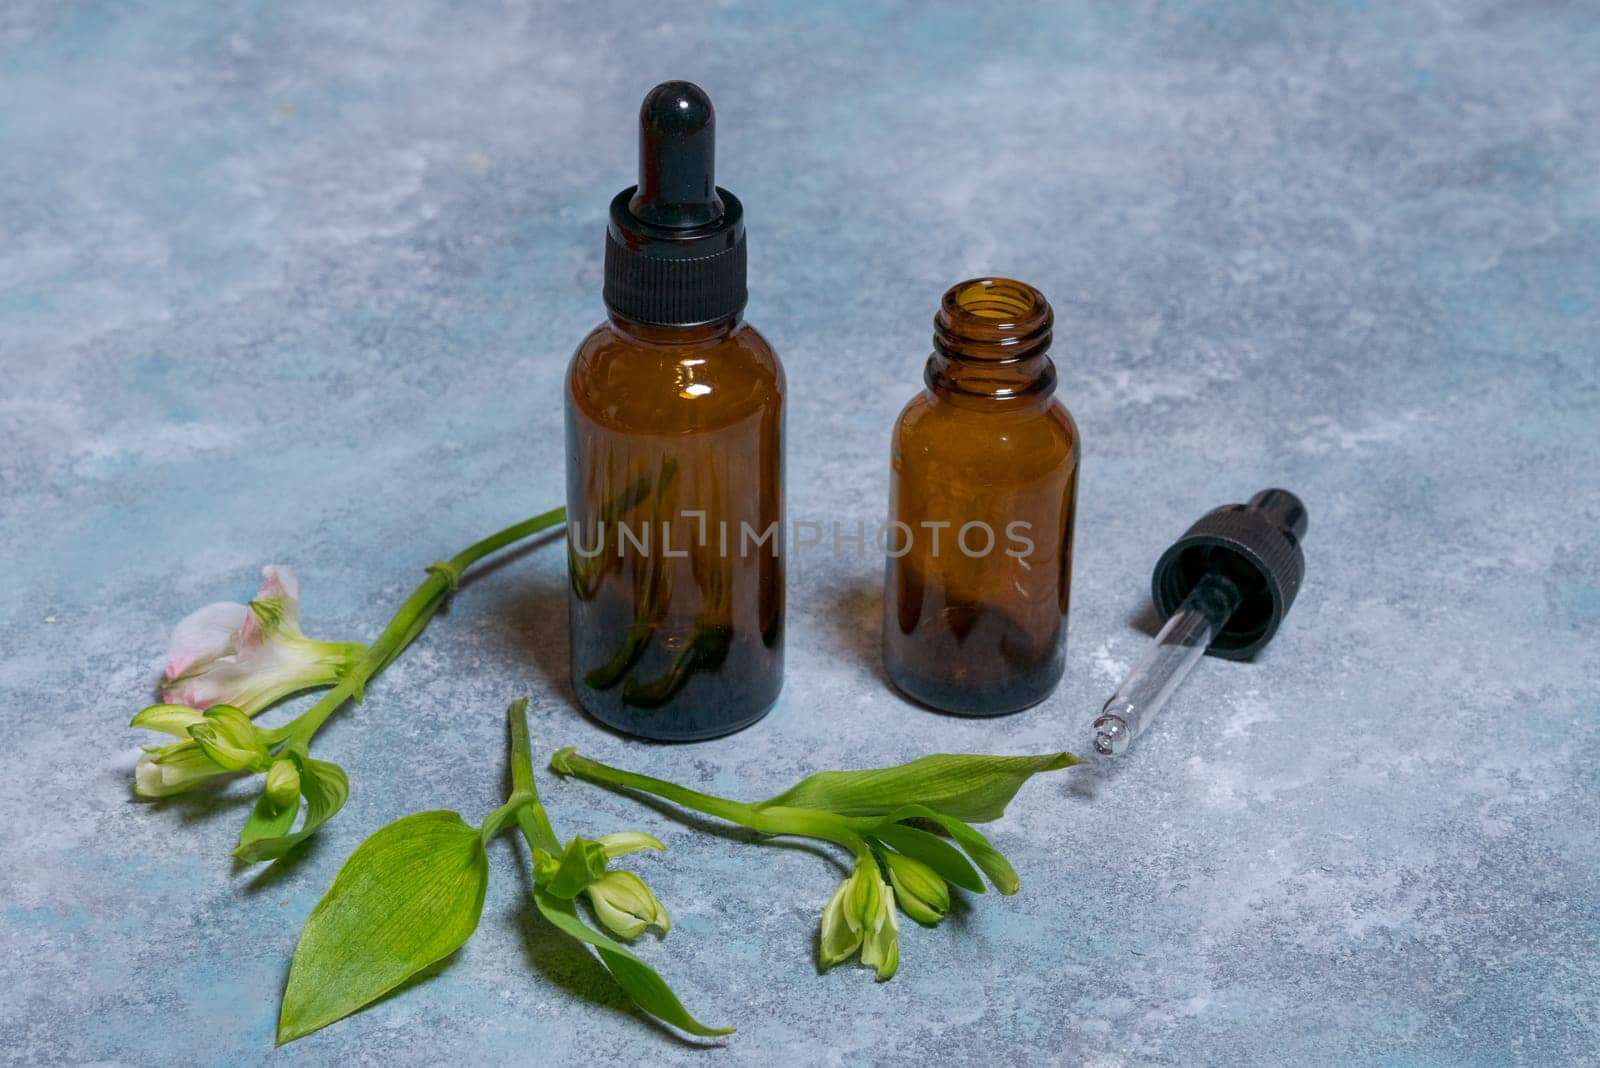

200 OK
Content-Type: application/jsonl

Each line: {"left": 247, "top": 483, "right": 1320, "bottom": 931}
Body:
{"left": 1152, "top": 489, "right": 1309, "bottom": 660}
{"left": 603, "top": 81, "right": 747, "bottom": 327}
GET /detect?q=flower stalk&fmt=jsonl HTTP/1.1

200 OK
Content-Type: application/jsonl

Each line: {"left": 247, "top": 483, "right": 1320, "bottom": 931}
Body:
{"left": 130, "top": 507, "right": 567, "bottom": 862}
{"left": 549, "top": 749, "right": 876, "bottom": 860}
{"left": 275, "top": 699, "right": 726, "bottom": 1044}
{"left": 550, "top": 746, "right": 1081, "bottom": 979}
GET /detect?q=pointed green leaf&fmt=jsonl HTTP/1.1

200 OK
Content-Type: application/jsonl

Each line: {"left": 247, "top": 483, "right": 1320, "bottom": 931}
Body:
{"left": 758, "top": 751, "right": 1081, "bottom": 823}
{"left": 233, "top": 756, "right": 349, "bottom": 862}
{"left": 880, "top": 804, "right": 1021, "bottom": 894}
{"left": 533, "top": 887, "right": 731, "bottom": 1037}
{"left": 869, "top": 822, "right": 985, "bottom": 894}
{"left": 278, "top": 811, "right": 488, "bottom": 1044}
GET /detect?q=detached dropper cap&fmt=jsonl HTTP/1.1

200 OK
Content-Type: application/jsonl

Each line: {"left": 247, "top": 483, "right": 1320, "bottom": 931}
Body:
{"left": 1151, "top": 489, "right": 1309, "bottom": 660}
{"left": 603, "top": 81, "right": 747, "bottom": 327}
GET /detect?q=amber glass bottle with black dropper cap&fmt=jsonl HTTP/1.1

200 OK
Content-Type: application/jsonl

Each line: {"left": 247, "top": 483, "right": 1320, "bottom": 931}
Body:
{"left": 883, "top": 278, "right": 1079, "bottom": 715}
{"left": 565, "top": 81, "right": 784, "bottom": 741}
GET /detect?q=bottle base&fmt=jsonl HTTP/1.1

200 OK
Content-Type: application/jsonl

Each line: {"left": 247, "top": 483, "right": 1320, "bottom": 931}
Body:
{"left": 885, "top": 660, "right": 1062, "bottom": 717}
{"left": 577, "top": 697, "right": 777, "bottom": 742}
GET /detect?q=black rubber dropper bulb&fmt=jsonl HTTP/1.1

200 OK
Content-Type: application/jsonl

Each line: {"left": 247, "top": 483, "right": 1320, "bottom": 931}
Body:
{"left": 630, "top": 81, "right": 723, "bottom": 229}
{"left": 1092, "top": 489, "right": 1310, "bottom": 756}
{"left": 604, "top": 80, "right": 747, "bottom": 327}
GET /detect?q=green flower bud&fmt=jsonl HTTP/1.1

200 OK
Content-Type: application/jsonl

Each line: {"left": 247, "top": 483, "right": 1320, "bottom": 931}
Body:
{"left": 856, "top": 866, "right": 899, "bottom": 981}
{"left": 539, "top": 836, "right": 611, "bottom": 899}
{"left": 187, "top": 705, "right": 270, "bottom": 772}
{"left": 134, "top": 740, "right": 230, "bottom": 798}
{"left": 819, "top": 872, "right": 863, "bottom": 967}
{"left": 882, "top": 851, "right": 950, "bottom": 925}
{"left": 129, "top": 703, "right": 207, "bottom": 738}
{"left": 264, "top": 758, "right": 302, "bottom": 812}
{"left": 584, "top": 870, "right": 670, "bottom": 940}
{"left": 531, "top": 848, "right": 560, "bottom": 883}
{"left": 818, "top": 860, "right": 900, "bottom": 980}
{"left": 596, "top": 831, "right": 666, "bottom": 859}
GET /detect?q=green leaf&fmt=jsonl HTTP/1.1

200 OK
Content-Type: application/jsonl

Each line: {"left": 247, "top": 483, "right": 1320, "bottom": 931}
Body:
{"left": 757, "top": 751, "right": 1081, "bottom": 823}
{"left": 869, "top": 822, "right": 985, "bottom": 894}
{"left": 233, "top": 756, "right": 349, "bottom": 863}
{"left": 879, "top": 804, "right": 1021, "bottom": 894}
{"left": 278, "top": 811, "right": 489, "bottom": 1044}
{"left": 533, "top": 886, "right": 731, "bottom": 1037}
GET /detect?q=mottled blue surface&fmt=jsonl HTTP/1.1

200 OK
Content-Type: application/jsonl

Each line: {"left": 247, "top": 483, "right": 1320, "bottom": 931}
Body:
{"left": 2, "top": 1, "right": 1598, "bottom": 1064}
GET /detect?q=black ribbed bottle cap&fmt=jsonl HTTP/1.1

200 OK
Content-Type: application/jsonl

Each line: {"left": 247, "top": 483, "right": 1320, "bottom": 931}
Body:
{"left": 603, "top": 81, "right": 747, "bottom": 327}
{"left": 1152, "top": 489, "right": 1309, "bottom": 660}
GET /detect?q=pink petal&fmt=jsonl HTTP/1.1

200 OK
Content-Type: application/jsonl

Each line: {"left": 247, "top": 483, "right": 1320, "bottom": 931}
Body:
{"left": 164, "top": 601, "right": 249, "bottom": 681}
{"left": 255, "top": 564, "right": 302, "bottom": 632}
{"left": 256, "top": 565, "right": 300, "bottom": 604}
{"left": 160, "top": 679, "right": 208, "bottom": 709}
{"left": 235, "top": 605, "right": 265, "bottom": 655}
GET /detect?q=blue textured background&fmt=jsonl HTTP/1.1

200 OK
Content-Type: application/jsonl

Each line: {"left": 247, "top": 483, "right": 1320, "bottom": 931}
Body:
{"left": 2, "top": 2, "right": 1597, "bottom": 1063}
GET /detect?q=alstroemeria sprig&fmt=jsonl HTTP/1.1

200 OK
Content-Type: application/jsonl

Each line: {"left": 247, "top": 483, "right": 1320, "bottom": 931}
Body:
{"left": 276, "top": 699, "right": 728, "bottom": 1044}
{"left": 129, "top": 507, "right": 566, "bottom": 862}
{"left": 549, "top": 748, "right": 1082, "bottom": 980}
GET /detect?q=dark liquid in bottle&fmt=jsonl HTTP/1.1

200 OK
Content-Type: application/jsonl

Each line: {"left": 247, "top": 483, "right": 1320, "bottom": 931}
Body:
{"left": 566, "top": 315, "right": 784, "bottom": 740}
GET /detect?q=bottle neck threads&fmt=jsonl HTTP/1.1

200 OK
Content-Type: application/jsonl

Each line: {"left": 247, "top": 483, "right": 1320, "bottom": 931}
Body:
{"left": 927, "top": 278, "right": 1056, "bottom": 402}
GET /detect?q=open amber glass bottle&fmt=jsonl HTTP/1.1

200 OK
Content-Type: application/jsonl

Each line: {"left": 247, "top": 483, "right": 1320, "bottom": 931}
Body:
{"left": 883, "top": 278, "right": 1079, "bottom": 715}
{"left": 565, "top": 82, "right": 784, "bottom": 741}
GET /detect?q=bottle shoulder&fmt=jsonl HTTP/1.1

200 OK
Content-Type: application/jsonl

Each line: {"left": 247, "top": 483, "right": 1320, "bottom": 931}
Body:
{"left": 568, "top": 319, "right": 783, "bottom": 433}
{"left": 892, "top": 388, "right": 1078, "bottom": 481}
{"left": 896, "top": 387, "right": 1077, "bottom": 437}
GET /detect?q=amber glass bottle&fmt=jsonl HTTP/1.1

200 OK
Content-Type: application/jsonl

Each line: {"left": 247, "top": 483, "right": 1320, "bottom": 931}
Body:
{"left": 883, "top": 278, "right": 1079, "bottom": 715}
{"left": 565, "top": 82, "right": 784, "bottom": 741}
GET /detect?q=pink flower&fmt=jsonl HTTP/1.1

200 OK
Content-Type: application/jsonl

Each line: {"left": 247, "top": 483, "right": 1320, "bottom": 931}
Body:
{"left": 160, "top": 566, "right": 364, "bottom": 717}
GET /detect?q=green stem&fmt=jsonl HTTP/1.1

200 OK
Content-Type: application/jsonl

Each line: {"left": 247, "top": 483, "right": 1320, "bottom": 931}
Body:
{"left": 273, "top": 508, "right": 566, "bottom": 748}
{"left": 515, "top": 807, "right": 561, "bottom": 856}
{"left": 506, "top": 698, "right": 560, "bottom": 852}
{"left": 508, "top": 697, "right": 536, "bottom": 798}
{"left": 554, "top": 750, "right": 873, "bottom": 862}
{"left": 555, "top": 750, "right": 759, "bottom": 825}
